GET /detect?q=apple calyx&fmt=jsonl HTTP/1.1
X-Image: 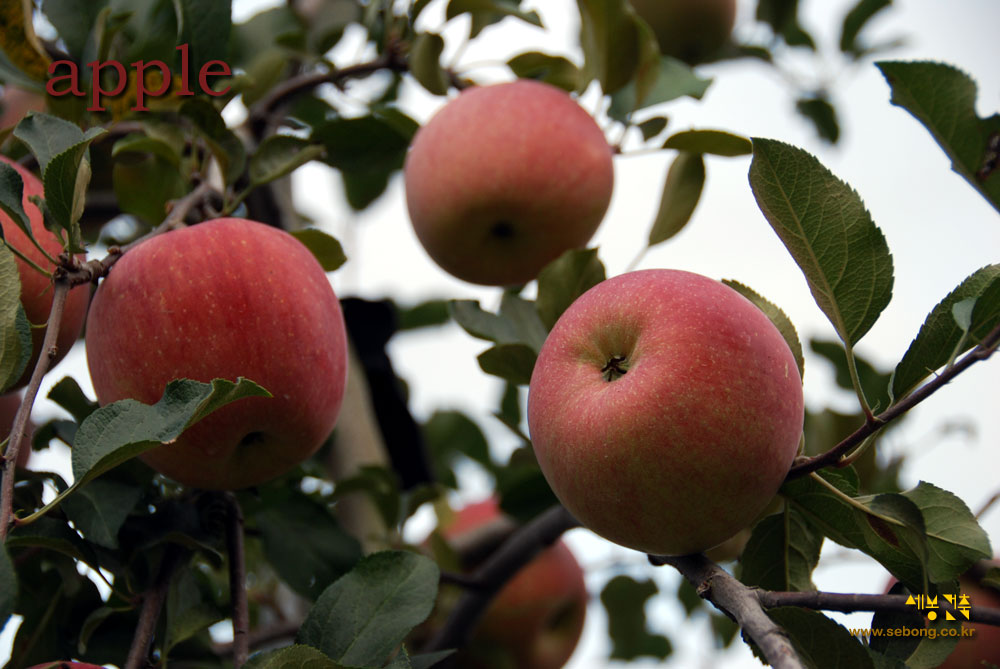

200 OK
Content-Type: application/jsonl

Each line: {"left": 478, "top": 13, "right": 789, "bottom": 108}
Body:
{"left": 601, "top": 354, "right": 629, "bottom": 382}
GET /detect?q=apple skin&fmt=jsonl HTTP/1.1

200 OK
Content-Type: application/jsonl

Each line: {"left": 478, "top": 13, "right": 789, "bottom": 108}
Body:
{"left": 0, "top": 156, "right": 91, "bottom": 391}
{"left": 404, "top": 79, "right": 614, "bottom": 286}
{"left": 630, "top": 0, "right": 737, "bottom": 64}
{"left": 527, "top": 269, "right": 804, "bottom": 556}
{"left": 84, "top": 217, "right": 348, "bottom": 490}
{"left": 436, "top": 499, "right": 588, "bottom": 669}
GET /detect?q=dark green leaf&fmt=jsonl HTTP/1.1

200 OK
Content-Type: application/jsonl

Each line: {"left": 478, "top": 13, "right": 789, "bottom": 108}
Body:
{"left": 329, "top": 465, "right": 403, "bottom": 530}
{"left": 767, "top": 608, "right": 874, "bottom": 668}
{"left": 507, "top": 52, "right": 582, "bottom": 92}
{"left": 255, "top": 489, "right": 363, "bottom": 600}
{"left": 494, "top": 459, "right": 559, "bottom": 523}
{"left": 245, "top": 644, "right": 346, "bottom": 668}
{"left": 423, "top": 410, "right": 493, "bottom": 486}
{"left": 446, "top": 0, "right": 543, "bottom": 35}
{"left": 0, "top": 544, "right": 14, "bottom": 632}
{"left": 0, "top": 244, "right": 32, "bottom": 392}
{"left": 648, "top": 151, "right": 704, "bottom": 247}
{"left": 477, "top": 342, "right": 536, "bottom": 386}
{"left": 40, "top": 0, "right": 110, "bottom": 60}
{"left": 749, "top": 138, "right": 894, "bottom": 346}
{"left": 175, "top": 0, "right": 232, "bottom": 80}
{"left": 810, "top": 339, "right": 890, "bottom": 411}
{"left": 498, "top": 293, "right": 548, "bottom": 352}
{"left": 6, "top": 516, "right": 99, "bottom": 566}
{"left": 662, "top": 129, "right": 751, "bottom": 156}
{"left": 302, "top": 0, "right": 359, "bottom": 55}
{"left": 724, "top": 280, "right": 804, "bottom": 380}
{"left": 164, "top": 568, "right": 223, "bottom": 652}
{"left": 869, "top": 585, "right": 961, "bottom": 668}
{"left": 449, "top": 294, "right": 547, "bottom": 351}
{"left": 298, "top": 550, "right": 439, "bottom": 667}
{"left": 535, "top": 248, "right": 606, "bottom": 330}
{"left": 180, "top": 99, "right": 247, "bottom": 188}
{"left": 409, "top": 32, "right": 449, "bottom": 96}
{"left": 876, "top": 61, "right": 1000, "bottom": 214}
{"left": 756, "top": 0, "right": 816, "bottom": 49}
{"left": 112, "top": 133, "right": 181, "bottom": 166}
{"left": 637, "top": 116, "right": 668, "bottom": 141}
{"left": 600, "top": 575, "right": 672, "bottom": 661}
{"left": 892, "top": 265, "right": 1000, "bottom": 399}
{"left": 70, "top": 377, "right": 271, "bottom": 486}
{"left": 576, "top": 0, "right": 642, "bottom": 95}
{"left": 61, "top": 478, "right": 144, "bottom": 549}
{"left": 796, "top": 95, "right": 841, "bottom": 144}
{"left": 113, "top": 151, "right": 187, "bottom": 224}
{"left": 0, "top": 160, "right": 30, "bottom": 236}
{"left": 608, "top": 56, "right": 711, "bottom": 121}
{"left": 289, "top": 228, "right": 347, "bottom": 272}
{"left": 396, "top": 299, "right": 450, "bottom": 331}
{"left": 250, "top": 135, "right": 324, "bottom": 186}
{"left": 840, "top": 0, "right": 891, "bottom": 56}
{"left": 740, "top": 507, "right": 822, "bottom": 592}
{"left": 409, "top": 650, "right": 456, "bottom": 669}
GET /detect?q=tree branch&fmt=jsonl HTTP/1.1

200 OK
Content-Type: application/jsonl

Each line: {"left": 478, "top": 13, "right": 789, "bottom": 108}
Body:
{"left": 650, "top": 553, "right": 806, "bottom": 669}
{"left": 226, "top": 492, "right": 250, "bottom": 668}
{"left": 422, "top": 504, "right": 581, "bottom": 658}
{"left": 787, "top": 320, "right": 1000, "bottom": 479}
{"left": 124, "top": 544, "right": 188, "bottom": 669}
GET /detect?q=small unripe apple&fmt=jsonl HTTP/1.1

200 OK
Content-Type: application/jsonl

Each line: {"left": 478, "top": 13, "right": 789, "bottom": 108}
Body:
{"left": 85, "top": 217, "right": 348, "bottom": 490}
{"left": 630, "top": 0, "right": 737, "bottom": 64}
{"left": 404, "top": 79, "right": 614, "bottom": 286}
{"left": 528, "top": 269, "right": 804, "bottom": 556}
{"left": 432, "top": 499, "right": 588, "bottom": 669}
{"left": 0, "top": 155, "right": 91, "bottom": 391}
{"left": 0, "top": 391, "right": 33, "bottom": 468}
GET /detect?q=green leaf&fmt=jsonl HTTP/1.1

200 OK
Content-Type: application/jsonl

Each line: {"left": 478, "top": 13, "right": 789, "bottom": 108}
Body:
{"left": 112, "top": 133, "right": 181, "bottom": 167}
{"left": 608, "top": 56, "right": 711, "bottom": 121}
{"left": 767, "top": 608, "right": 875, "bottom": 668}
{"left": 445, "top": 0, "right": 543, "bottom": 36}
{"left": 740, "top": 507, "right": 822, "bottom": 592}
{"left": 810, "top": 339, "right": 890, "bottom": 411}
{"left": 113, "top": 151, "right": 187, "bottom": 224}
{"left": 723, "top": 280, "right": 804, "bottom": 380}
{"left": 245, "top": 644, "right": 346, "bottom": 669}
{"left": 61, "top": 478, "right": 144, "bottom": 549}
{"left": 409, "top": 32, "right": 449, "bottom": 96}
{"left": 576, "top": 0, "right": 641, "bottom": 95}
{"left": 175, "top": 0, "right": 232, "bottom": 80}
{"left": 423, "top": 410, "right": 493, "bottom": 486}
{"left": 0, "top": 244, "right": 32, "bottom": 392}
{"left": 507, "top": 52, "right": 582, "bottom": 92}
{"left": 0, "top": 544, "right": 14, "bottom": 633}
{"left": 869, "top": 587, "right": 960, "bottom": 669}
{"left": 255, "top": 488, "right": 363, "bottom": 601}
{"left": 899, "top": 482, "right": 991, "bottom": 584}
{"left": 795, "top": 94, "right": 841, "bottom": 144}
{"left": 840, "top": 0, "right": 891, "bottom": 56}
{"left": 298, "top": 550, "right": 439, "bottom": 667}
{"left": 39, "top": 0, "right": 109, "bottom": 60}
{"left": 600, "top": 575, "right": 672, "bottom": 661}
{"left": 250, "top": 135, "right": 325, "bottom": 186}
{"left": 876, "top": 61, "right": 1000, "bottom": 214}
{"left": 289, "top": 228, "right": 347, "bottom": 272}
{"left": 535, "top": 248, "right": 606, "bottom": 330}
{"left": 164, "top": 568, "right": 223, "bottom": 653}
{"left": 637, "top": 116, "right": 668, "bottom": 141}
{"left": 477, "top": 342, "right": 536, "bottom": 386}
{"left": 449, "top": 294, "right": 547, "bottom": 351}
{"left": 892, "top": 265, "right": 1000, "bottom": 399}
{"left": 756, "top": 0, "right": 816, "bottom": 50}
{"left": 396, "top": 299, "right": 451, "bottom": 331}
{"left": 70, "top": 377, "right": 271, "bottom": 486}
{"left": 647, "top": 151, "right": 704, "bottom": 247}
{"left": 0, "top": 160, "right": 30, "bottom": 236}
{"left": 180, "top": 99, "right": 247, "bottom": 188}
{"left": 749, "top": 138, "right": 894, "bottom": 346}
{"left": 662, "top": 129, "right": 752, "bottom": 156}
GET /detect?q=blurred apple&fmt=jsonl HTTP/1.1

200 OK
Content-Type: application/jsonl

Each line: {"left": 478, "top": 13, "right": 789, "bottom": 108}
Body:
{"left": 0, "top": 155, "right": 91, "bottom": 391}
{"left": 528, "top": 269, "right": 804, "bottom": 556}
{"left": 630, "top": 0, "right": 737, "bottom": 64}
{"left": 85, "top": 217, "right": 348, "bottom": 490}
{"left": 428, "top": 498, "right": 588, "bottom": 669}
{"left": 0, "top": 85, "right": 45, "bottom": 129}
{"left": 404, "top": 79, "right": 614, "bottom": 286}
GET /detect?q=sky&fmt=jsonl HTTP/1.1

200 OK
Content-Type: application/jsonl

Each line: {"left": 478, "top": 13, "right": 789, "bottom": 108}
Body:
{"left": 4, "top": 0, "right": 1000, "bottom": 667}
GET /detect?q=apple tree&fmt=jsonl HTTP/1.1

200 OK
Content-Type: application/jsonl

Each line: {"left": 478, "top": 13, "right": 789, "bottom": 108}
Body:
{"left": 1, "top": 0, "right": 999, "bottom": 668}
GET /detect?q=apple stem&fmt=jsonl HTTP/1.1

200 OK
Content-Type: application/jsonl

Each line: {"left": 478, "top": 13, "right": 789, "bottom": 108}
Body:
{"left": 601, "top": 355, "right": 629, "bottom": 382}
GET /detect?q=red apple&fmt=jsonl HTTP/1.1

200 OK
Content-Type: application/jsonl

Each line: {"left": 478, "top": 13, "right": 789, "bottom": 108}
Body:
{"left": 629, "top": 0, "right": 737, "bottom": 64}
{"left": 434, "top": 498, "right": 588, "bottom": 669}
{"left": 527, "top": 269, "right": 804, "bottom": 556}
{"left": 403, "top": 79, "right": 614, "bottom": 286}
{"left": 0, "top": 391, "right": 33, "bottom": 468}
{"left": 0, "top": 155, "right": 91, "bottom": 391}
{"left": 84, "top": 217, "right": 348, "bottom": 490}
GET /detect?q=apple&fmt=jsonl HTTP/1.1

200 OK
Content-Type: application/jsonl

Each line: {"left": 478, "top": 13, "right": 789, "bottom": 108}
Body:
{"left": 403, "top": 79, "right": 614, "bottom": 286}
{"left": 0, "top": 391, "right": 33, "bottom": 468}
{"left": 84, "top": 217, "right": 348, "bottom": 490}
{"left": 0, "top": 85, "right": 45, "bottom": 129}
{"left": 629, "top": 0, "right": 737, "bottom": 64}
{"left": 0, "top": 155, "right": 91, "bottom": 391}
{"left": 527, "top": 269, "right": 804, "bottom": 556}
{"left": 429, "top": 498, "right": 588, "bottom": 669}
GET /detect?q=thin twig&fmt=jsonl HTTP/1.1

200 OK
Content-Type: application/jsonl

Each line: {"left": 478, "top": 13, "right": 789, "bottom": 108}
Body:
{"left": 226, "top": 492, "right": 249, "bottom": 668}
{"left": 650, "top": 553, "right": 805, "bottom": 669}
{"left": 787, "top": 320, "right": 1000, "bottom": 479}
{"left": 423, "top": 505, "right": 581, "bottom": 659}
{"left": 124, "top": 544, "right": 188, "bottom": 669}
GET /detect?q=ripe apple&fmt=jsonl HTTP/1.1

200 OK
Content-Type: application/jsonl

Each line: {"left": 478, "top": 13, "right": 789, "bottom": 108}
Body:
{"left": 0, "top": 155, "right": 91, "bottom": 391}
{"left": 84, "top": 217, "right": 348, "bottom": 490}
{"left": 429, "top": 498, "right": 588, "bottom": 669}
{"left": 527, "top": 269, "right": 804, "bottom": 556}
{"left": 403, "top": 79, "right": 614, "bottom": 286}
{"left": 629, "top": 0, "right": 737, "bottom": 64}
{"left": 1, "top": 391, "right": 33, "bottom": 468}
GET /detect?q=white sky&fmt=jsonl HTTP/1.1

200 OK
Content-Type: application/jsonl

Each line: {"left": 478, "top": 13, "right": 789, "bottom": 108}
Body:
{"left": 4, "top": 1, "right": 1000, "bottom": 667}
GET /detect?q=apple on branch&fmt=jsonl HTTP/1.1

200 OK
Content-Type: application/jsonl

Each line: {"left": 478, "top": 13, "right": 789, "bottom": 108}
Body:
{"left": 0, "top": 155, "right": 91, "bottom": 391}
{"left": 527, "top": 269, "right": 804, "bottom": 556}
{"left": 404, "top": 79, "right": 614, "bottom": 286}
{"left": 84, "top": 217, "right": 348, "bottom": 490}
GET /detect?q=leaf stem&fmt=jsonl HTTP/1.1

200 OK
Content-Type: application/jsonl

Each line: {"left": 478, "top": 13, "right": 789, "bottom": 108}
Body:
{"left": 843, "top": 341, "right": 875, "bottom": 421}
